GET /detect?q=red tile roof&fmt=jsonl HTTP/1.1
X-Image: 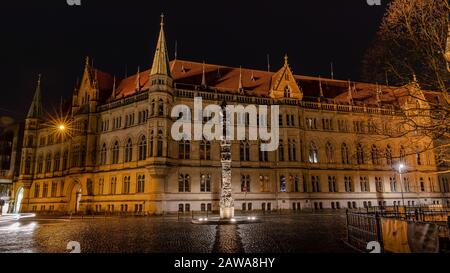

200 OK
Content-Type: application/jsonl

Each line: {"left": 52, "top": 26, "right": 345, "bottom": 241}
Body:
{"left": 99, "top": 59, "right": 442, "bottom": 108}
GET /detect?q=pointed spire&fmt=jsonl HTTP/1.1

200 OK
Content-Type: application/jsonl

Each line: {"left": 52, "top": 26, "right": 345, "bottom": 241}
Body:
{"left": 347, "top": 79, "right": 353, "bottom": 105}
{"left": 112, "top": 76, "right": 116, "bottom": 100}
{"left": 250, "top": 70, "right": 255, "bottom": 81}
{"left": 150, "top": 13, "right": 171, "bottom": 77}
{"left": 284, "top": 54, "right": 289, "bottom": 66}
{"left": 318, "top": 76, "right": 324, "bottom": 98}
{"left": 201, "top": 61, "right": 207, "bottom": 87}
{"left": 238, "top": 66, "right": 244, "bottom": 92}
{"left": 376, "top": 83, "right": 382, "bottom": 105}
{"left": 27, "top": 74, "right": 44, "bottom": 119}
{"left": 135, "top": 66, "right": 141, "bottom": 91}
{"left": 217, "top": 66, "right": 221, "bottom": 78}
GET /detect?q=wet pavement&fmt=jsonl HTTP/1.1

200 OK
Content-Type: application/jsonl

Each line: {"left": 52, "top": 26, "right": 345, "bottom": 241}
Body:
{"left": 0, "top": 213, "right": 354, "bottom": 253}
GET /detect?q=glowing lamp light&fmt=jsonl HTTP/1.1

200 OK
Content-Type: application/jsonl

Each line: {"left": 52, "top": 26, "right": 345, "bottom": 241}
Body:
{"left": 230, "top": 218, "right": 236, "bottom": 223}
{"left": 59, "top": 124, "right": 66, "bottom": 131}
{"left": 398, "top": 163, "right": 405, "bottom": 172}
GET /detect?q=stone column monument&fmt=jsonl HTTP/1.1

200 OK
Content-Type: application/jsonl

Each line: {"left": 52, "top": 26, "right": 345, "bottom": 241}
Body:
{"left": 219, "top": 101, "right": 234, "bottom": 219}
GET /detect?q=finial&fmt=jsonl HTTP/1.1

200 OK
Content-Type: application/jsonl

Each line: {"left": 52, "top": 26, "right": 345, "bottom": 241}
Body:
{"left": 160, "top": 13, "right": 165, "bottom": 27}
{"left": 201, "top": 61, "right": 206, "bottom": 87}
{"left": 412, "top": 73, "right": 417, "bottom": 82}
{"left": 85, "top": 56, "right": 90, "bottom": 67}
{"left": 37, "top": 74, "right": 42, "bottom": 86}
{"left": 284, "top": 54, "right": 289, "bottom": 65}
{"left": 238, "top": 66, "right": 243, "bottom": 91}
{"left": 318, "top": 75, "right": 324, "bottom": 98}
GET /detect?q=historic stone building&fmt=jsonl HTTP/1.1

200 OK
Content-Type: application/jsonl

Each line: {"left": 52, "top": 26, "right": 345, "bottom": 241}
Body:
{"left": 10, "top": 16, "right": 450, "bottom": 215}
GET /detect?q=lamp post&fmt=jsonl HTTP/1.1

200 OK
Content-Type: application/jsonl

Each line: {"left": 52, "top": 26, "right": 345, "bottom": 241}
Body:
{"left": 398, "top": 163, "right": 406, "bottom": 209}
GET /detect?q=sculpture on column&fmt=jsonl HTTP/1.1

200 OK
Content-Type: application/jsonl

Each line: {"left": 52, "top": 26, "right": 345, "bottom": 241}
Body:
{"left": 219, "top": 100, "right": 234, "bottom": 219}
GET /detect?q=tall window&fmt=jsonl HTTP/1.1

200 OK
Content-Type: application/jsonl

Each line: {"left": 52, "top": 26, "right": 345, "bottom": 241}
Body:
{"left": 178, "top": 140, "right": 190, "bottom": 160}
{"left": 158, "top": 99, "right": 164, "bottom": 116}
{"left": 360, "top": 176, "right": 369, "bottom": 192}
{"left": 149, "top": 130, "right": 154, "bottom": 157}
{"left": 100, "top": 143, "right": 107, "bottom": 165}
{"left": 386, "top": 145, "right": 393, "bottom": 166}
{"left": 110, "top": 177, "right": 117, "bottom": 195}
{"left": 278, "top": 140, "right": 284, "bottom": 161}
{"left": 45, "top": 153, "right": 52, "bottom": 173}
{"left": 125, "top": 138, "right": 133, "bottom": 162}
{"left": 344, "top": 176, "right": 353, "bottom": 192}
{"left": 311, "top": 176, "right": 320, "bottom": 192}
{"left": 241, "top": 175, "right": 251, "bottom": 192}
{"left": 325, "top": 142, "right": 334, "bottom": 163}
{"left": 279, "top": 175, "right": 286, "bottom": 192}
{"left": 200, "top": 174, "right": 211, "bottom": 192}
{"left": 259, "top": 142, "right": 269, "bottom": 162}
{"left": 390, "top": 177, "right": 397, "bottom": 192}
{"left": 54, "top": 153, "right": 60, "bottom": 171}
{"left": 375, "top": 177, "right": 383, "bottom": 192}
{"left": 51, "top": 182, "right": 58, "bottom": 197}
{"left": 356, "top": 143, "right": 365, "bottom": 165}
{"left": 309, "top": 142, "right": 319, "bottom": 163}
{"left": 137, "top": 175, "right": 145, "bottom": 193}
{"left": 200, "top": 140, "right": 211, "bottom": 160}
{"left": 112, "top": 141, "right": 120, "bottom": 164}
{"left": 341, "top": 143, "right": 350, "bottom": 164}
{"left": 293, "top": 175, "right": 300, "bottom": 192}
{"left": 328, "top": 176, "right": 337, "bottom": 192}
{"left": 42, "top": 182, "right": 48, "bottom": 198}
{"left": 86, "top": 179, "right": 94, "bottom": 196}
{"left": 98, "top": 178, "right": 104, "bottom": 195}
{"left": 288, "top": 140, "right": 296, "bottom": 161}
{"left": 157, "top": 130, "right": 164, "bottom": 157}
{"left": 122, "top": 176, "right": 131, "bottom": 194}
{"left": 62, "top": 150, "right": 68, "bottom": 170}
{"left": 259, "top": 175, "right": 270, "bottom": 192}
{"left": 403, "top": 177, "right": 411, "bottom": 192}
{"left": 151, "top": 99, "right": 155, "bottom": 116}
{"left": 138, "top": 135, "right": 147, "bottom": 161}
{"left": 178, "top": 174, "right": 191, "bottom": 192}
{"left": 400, "top": 145, "right": 406, "bottom": 163}
{"left": 416, "top": 149, "right": 422, "bottom": 165}
{"left": 25, "top": 156, "right": 31, "bottom": 174}
{"left": 240, "top": 141, "right": 250, "bottom": 161}
{"left": 34, "top": 182, "right": 40, "bottom": 198}
{"left": 37, "top": 155, "right": 44, "bottom": 173}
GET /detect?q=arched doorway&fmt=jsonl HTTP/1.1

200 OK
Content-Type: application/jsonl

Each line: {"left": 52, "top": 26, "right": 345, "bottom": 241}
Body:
{"left": 68, "top": 182, "right": 82, "bottom": 213}
{"left": 14, "top": 187, "right": 24, "bottom": 214}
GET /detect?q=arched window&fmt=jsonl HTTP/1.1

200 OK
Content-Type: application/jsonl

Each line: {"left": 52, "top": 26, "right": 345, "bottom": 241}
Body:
{"left": 356, "top": 143, "right": 365, "bottom": 165}
{"left": 62, "top": 150, "right": 68, "bottom": 170}
{"left": 259, "top": 141, "right": 269, "bottom": 162}
{"left": 86, "top": 179, "right": 94, "bottom": 196}
{"left": 278, "top": 140, "right": 284, "bottom": 161}
{"left": 341, "top": 143, "right": 350, "bottom": 164}
{"left": 24, "top": 156, "right": 32, "bottom": 175}
{"left": 280, "top": 175, "right": 286, "bottom": 192}
{"left": 386, "top": 145, "right": 393, "bottom": 166}
{"left": 151, "top": 99, "right": 155, "bottom": 116}
{"left": 112, "top": 141, "right": 120, "bottom": 164}
{"left": 200, "top": 174, "right": 211, "bottom": 192}
{"left": 137, "top": 175, "right": 145, "bottom": 193}
{"left": 54, "top": 152, "right": 60, "bottom": 171}
{"left": 400, "top": 145, "right": 406, "bottom": 163}
{"left": 122, "top": 176, "right": 131, "bottom": 194}
{"left": 100, "top": 143, "right": 107, "bottom": 165}
{"left": 37, "top": 155, "right": 44, "bottom": 173}
{"left": 240, "top": 141, "right": 250, "bottom": 161}
{"left": 284, "top": 86, "right": 291, "bottom": 98}
{"left": 45, "top": 153, "right": 52, "bottom": 173}
{"left": 241, "top": 175, "right": 251, "bottom": 192}
{"left": 157, "top": 130, "right": 163, "bottom": 157}
{"left": 288, "top": 140, "right": 297, "bottom": 161}
{"left": 309, "top": 142, "right": 319, "bottom": 163}
{"left": 200, "top": 140, "right": 211, "bottom": 160}
{"left": 138, "top": 135, "right": 147, "bottom": 161}
{"left": 178, "top": 140, "right": 190, "bottom": 160}
{"left": 371, "top": 145, "right": 379, "bottom": 165}
{"left": 416, "top": 148, "right": 422, "bottom": 166}
{"left": 149, "top": 130, "right": 154, "bottom": 157}
{"left": 326, "top": 142, "right": 334, "bottom": 163}
{"left": 125, "top": 138, "right": 133, "bottom": 162}
{"left": 110, "top": 177, "right": 117, "bottom": 195}
{"left": 158, "top": 99, "right": 164, "bottom": 116}
{"left": 178, "top": 174, "right": 191, "bottom": 192}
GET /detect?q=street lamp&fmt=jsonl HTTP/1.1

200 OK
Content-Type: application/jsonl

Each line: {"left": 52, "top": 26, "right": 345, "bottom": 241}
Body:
{"left": 58, "top": 124, "right": 65, "bottom": 131}
{"left": 397, "top": 163, "right": 406, "bottom": 209}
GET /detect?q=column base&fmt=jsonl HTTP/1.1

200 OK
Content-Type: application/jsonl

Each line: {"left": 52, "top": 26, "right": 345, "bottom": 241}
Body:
{"left": 220, "top": 207, "right": 235, "bottom": 219}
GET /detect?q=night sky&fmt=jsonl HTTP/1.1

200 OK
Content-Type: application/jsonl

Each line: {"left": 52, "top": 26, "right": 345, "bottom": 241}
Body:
{"left": 0, "top": 0, "right": 388, "bottom": 121}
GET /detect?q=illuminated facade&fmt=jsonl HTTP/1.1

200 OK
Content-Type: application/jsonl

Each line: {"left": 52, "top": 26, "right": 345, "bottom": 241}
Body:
{"left": 11, "top": 16, "right": 450, "bottom": 215}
